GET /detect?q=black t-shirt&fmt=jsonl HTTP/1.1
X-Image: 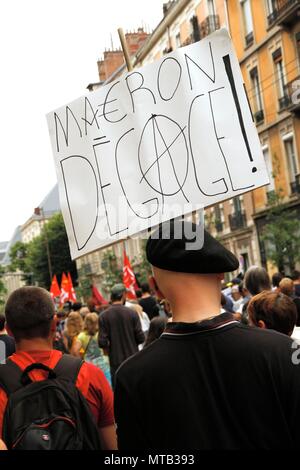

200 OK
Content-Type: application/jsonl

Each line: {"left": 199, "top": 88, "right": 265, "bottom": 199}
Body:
{"left": 98, "top": 304, "right": 145, "bottom": 370}
{"left": 139, "top": 296, "right": 159, "bottom": 320}
{"left": 295, "top": 284, "right": 300, "bottom": 298}
{"left": 115, "top": 312, "right": 300, "bottom": 450}
{"left": 0, "top": 334, "right": 16, "bottom": 359}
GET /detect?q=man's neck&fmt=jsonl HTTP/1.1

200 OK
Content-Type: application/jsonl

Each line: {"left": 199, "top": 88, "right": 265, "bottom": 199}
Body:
{"left": 112, "top": 301, "right": 123, "bottom": 305}
{"left": 0, "top": 329, "right": 6, "bottom": 336}
{"left": 16, "top": 338, "right": 53, "bottom": 352}
{"left": 169, "top": 284, "right": 222, "bottom": 323}
{"left": 172, "top": 305, "right": 222, "bottom": 323}
{"left": 142, "top": 293, "right": 150, "bottom": 298}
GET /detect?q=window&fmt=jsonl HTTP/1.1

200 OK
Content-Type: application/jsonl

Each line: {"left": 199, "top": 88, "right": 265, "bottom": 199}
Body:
{"left": 262, "top": 145, "right": 275, "bottom": 191}
{"left": 189, "top": 15, "right": 200, "bottom": 42}
{"left": 266, "top": 0, "right": 277, "bottom": 14}
{"left": 207, "top": 0, "right": 216, "bottom": 16}
{"left": 295, "top": 31, "right": 300, "bottom": 65}
{"left": 233, "top": 196, "right": 242, "bottom": 214}
{"left": 175, "top": 32, "right": 181, "bottom": 48}
{"left": 240, "top": 253, "right": 250, "bottom": 273}
{"left": 241, "top": 0, "right": 254, "bottom": 45}
{"left": 250, "top": 67, "right": 264, "bottom": 123}
{"left": 283, "top": 135, "right": 299, "bottom": 184}
{"left": 273, "top": 49, "right": 286, "bottom": 98}
{"left": 214, "top": 205, "right": 223, "bottom": 232}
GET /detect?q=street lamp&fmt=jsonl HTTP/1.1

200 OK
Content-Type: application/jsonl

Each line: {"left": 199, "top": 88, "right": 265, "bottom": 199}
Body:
{"left": 34, "top": 206, "right": 53, "bottom": 283}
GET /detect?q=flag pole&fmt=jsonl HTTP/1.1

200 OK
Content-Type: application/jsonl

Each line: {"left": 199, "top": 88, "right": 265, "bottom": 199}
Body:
{"left": 118, "top": 27, "right": 197, "bottom": 226}
{"left": 118, "top": 28, "right": 133, "bottom": 72}
{"left": 118, "top": 27, "right": 133, "bottom": 257}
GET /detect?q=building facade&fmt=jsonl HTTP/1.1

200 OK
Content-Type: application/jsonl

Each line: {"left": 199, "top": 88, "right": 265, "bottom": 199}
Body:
{"left": 79, "top": 0, "right": 300, "bottom": 294}
{"left": 227, "top": 0, "right": 300, "bottom": 274}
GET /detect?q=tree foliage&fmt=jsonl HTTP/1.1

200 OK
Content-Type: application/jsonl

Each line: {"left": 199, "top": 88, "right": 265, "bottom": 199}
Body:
{"left": 133, "top": 239, "right": 152, "bottom": 285}
{"left": 9, "top": 213, "right": 77, "bottom": 289}
{"left": 101, "top": 250, "right": 122, "bottom": 294}
{"left": 262, "top": 190, "right": 300, "bottom": 272}
{"left": 0, "top": 265, "right": 7, "bottom": 306}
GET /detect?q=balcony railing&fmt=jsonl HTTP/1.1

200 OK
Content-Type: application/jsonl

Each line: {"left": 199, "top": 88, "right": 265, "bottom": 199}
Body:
{"left": 254, "top": 109, "right": 264, "bottom": 124}
{"left": 200, "top": 15, "right": 220, "bottom": 39}
{"left": 284, "top": 75, "right": 300, "bottom": 113}
{"left": 290, "top": 174, "right": 300, "bottom": 195}
{"left": 245, "top": 31, "right": 254, "bottom": 48}
{"left": 215, "top": 220, "right": 223, "bottom": 233}
{"left": 278, "top": 93, "right": 292, "bottom": 111}
{"left": 228, "top": 211, "right": 247, "bottom": 231}
{"left": 290, "top": 181, "right": 300, "bottom": 194}
{"left": 267, "top": 0, "right": 300, "bottom": 28}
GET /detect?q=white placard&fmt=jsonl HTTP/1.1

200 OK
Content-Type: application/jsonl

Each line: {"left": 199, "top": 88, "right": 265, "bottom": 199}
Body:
{"left": 47, "top": 29, "right": 269, "bottom": 260}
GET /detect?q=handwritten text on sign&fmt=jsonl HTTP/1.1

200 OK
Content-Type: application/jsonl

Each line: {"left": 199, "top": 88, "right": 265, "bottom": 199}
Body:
{"left": 47, "top": 29, "right": 269, "bottom": 259}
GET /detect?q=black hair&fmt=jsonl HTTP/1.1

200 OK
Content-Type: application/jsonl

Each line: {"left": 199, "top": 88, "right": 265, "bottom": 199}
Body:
{"left": 111, "top": 292, "right": 124, "bottom": 302}
{"left": 141, "top": 283, "right": 150, "bottom": 294}
{"left": 144, "top": 316, "right": 167, "bottom": 347}
{"left": 0, "top": 313, "right": 5, "bottom": 331}
{"left": 5, "top": 287, "right": 54, "bottom": 342}
{"left": 72, "top": 302, "right": 82, "bottom": 311}
{"left": 272, "top": 272, "right": 284, "bottom": 288}
{"left": 135, "top": 289, "right": 142, "bottom": 299}
{"left": 292, "top": 270, "right": 300, "bottom": 281}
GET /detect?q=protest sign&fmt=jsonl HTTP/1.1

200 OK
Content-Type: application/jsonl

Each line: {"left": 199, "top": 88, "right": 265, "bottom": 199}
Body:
{"left": 47, "top": 28, "right": 269, "bottom": 260}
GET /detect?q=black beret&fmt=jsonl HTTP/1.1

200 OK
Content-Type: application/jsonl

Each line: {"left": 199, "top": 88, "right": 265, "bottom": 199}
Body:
{"left": 146, "top": 220, "right": 239, "bottom": 274}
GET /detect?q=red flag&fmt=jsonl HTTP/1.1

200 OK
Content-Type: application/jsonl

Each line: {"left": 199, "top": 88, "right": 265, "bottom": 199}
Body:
{"left": 67, "top": 272, "right": 77, "bottom": 303}
{"left": 60, "top": 272, "right": 70, "bottom": 305}
{"left": 123, "top": 250, "right": 138, "bottom": 300}
{"left": 50, "top": 275, "right": 61, "bottom": 298}
{"left": 92, "top": 285, "right": 108, "bottom": 305}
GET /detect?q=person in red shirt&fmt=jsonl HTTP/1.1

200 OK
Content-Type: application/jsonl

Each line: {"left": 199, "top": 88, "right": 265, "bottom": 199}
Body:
{"left": 0, "top": 286, "right": 117, "bottom": 450}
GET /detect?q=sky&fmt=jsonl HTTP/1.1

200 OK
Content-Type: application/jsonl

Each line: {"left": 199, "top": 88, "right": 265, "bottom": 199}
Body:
{"left": 0, "top": 0, "right": 164, "bottom": 241}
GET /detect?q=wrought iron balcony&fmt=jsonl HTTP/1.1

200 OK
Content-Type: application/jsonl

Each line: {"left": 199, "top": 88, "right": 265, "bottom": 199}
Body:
{"left": 200, "top": 15, "right": 220, "bottom": 39}
{"left": 267, "top": 0, "right": 300, "bottom": 28}
{"left": 215, "top": 220, "right": 223, "bottom": 233}
{"left": 245, "top": 31, "right": 254, "bottom": 48}
{"left": 283, "top": 75, "right": 300, "bottom": 114}
{"left": 228, "top": 211, "right": 247, "bottom": 231}
{"left": 290, "top": 174, "right": 300, "bottom": 195}
{"left": 278, "top": 93, "right": 292, "bottom": 111}
{"left": 254, "top": 109, "right": 264, "bottom": 124}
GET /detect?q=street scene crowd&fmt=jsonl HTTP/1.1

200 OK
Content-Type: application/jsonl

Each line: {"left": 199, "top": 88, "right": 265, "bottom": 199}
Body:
{"left": 2, "top": 0, "right": 300, "bottom": 454}
{"left": 1, "top": 221, "right": 300, "bottom": 450}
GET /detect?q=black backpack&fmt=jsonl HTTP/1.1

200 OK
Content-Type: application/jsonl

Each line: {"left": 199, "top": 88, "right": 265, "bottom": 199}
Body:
{"left": 0, "top": 355, "right": 102, "bottom": 450}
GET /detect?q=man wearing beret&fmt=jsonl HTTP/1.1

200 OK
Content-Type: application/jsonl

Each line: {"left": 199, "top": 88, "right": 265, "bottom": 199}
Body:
{"left": 114, "top": 219, "right": 300, "bottom": 450}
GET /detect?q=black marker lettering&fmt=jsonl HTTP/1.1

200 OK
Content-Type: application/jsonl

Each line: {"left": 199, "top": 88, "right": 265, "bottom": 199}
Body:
{"left": 185, "top": 42, "right": 216, "bottom": 90}
{"left": 157, "top": 57, "right": 182, "bottom": 101}
{"left": 54, "top": 106, "right": 82, "bottom": 153}
{"left": 125, "top": 72, "right": 156, "bottom": 113}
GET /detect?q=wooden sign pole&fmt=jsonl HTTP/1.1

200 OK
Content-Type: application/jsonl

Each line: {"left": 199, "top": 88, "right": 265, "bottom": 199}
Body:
{"left": 117, "top": 27, "right": 197, "bottom": 227}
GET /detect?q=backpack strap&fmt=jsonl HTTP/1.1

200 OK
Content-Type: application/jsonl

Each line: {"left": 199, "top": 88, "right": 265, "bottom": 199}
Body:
{"left": 53, "top": 354, "right": 83, "bottom": 384}
{"left": 0, "top": 359, "right": 23, "bottom": 396}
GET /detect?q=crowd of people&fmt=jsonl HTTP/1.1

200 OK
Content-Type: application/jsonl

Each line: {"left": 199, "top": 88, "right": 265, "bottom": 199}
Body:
{"left": 1, "top": 221, "right": 300, "bottom": 449}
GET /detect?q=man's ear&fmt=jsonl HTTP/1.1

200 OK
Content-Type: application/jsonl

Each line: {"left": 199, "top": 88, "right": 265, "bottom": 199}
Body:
{"left": 50, "top": 316, "right": 57, "bottom": 333}
{"left": 5, "top": 323, "right": 14, "bottom": 338}
{"left": 217, "top": 273, "right": 225, "bottom": 281}
{"left": 258, "top": 320, "right": 266, "bottom": 329}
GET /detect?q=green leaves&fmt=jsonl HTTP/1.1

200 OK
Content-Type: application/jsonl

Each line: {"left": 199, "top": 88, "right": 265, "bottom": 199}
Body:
{"left": 262, "top": 190, "right": 300, "bottom": 271}
{"left": 8, "top": 213, "right": 77, "bottom": 290}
